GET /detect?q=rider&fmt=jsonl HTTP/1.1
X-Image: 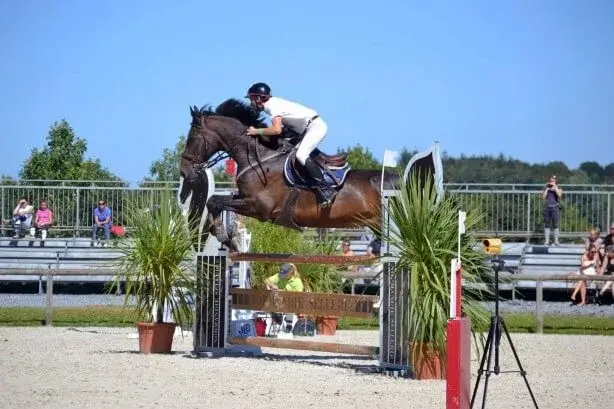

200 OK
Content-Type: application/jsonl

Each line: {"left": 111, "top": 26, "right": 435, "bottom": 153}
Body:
{"left": 244, "top": 82, "right": 336, "bottom": 208}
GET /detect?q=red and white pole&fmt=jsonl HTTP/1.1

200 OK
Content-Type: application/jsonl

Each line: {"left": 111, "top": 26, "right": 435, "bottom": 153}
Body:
{"left": 446, "top": 258, "right": 472, "bottom": 408}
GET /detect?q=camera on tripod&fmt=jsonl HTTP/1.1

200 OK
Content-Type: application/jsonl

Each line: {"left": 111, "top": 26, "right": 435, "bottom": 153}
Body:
{"left": 482, "top": 238, "right": 502, "bottom": 255}
{"left": 471, "top": 236, "right": 540, "bottom": 408}
{"left": 482, "top": 238, "right": 505, "bottom": 272}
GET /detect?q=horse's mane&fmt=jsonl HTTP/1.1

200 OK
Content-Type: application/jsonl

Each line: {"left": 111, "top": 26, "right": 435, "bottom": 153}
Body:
{"left": 190, "top": 98, "right": 267, "bottom": 128}
{"left": 189, "top": 97, "right": 298, "bottom": 151}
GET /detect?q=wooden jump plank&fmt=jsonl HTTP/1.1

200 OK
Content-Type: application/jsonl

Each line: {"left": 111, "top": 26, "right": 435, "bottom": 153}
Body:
{"left": 230, "top": 288, "right": 378, "bottom": 318}
{"left": 228, "top": 252, "right": 377, "bottom": 265}
{"left": 228, "top": 336, "right": 379, "bottom": 357}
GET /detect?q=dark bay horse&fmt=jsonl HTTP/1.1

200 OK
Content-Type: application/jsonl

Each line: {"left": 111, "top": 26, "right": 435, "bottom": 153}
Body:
{"left": 179, "top": 98, "right": 438, "bottom": 251}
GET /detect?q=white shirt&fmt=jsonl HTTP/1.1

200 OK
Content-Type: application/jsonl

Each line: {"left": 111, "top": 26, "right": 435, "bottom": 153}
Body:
{"left": 263, "top": 96, "right": 318, "bottom": 133}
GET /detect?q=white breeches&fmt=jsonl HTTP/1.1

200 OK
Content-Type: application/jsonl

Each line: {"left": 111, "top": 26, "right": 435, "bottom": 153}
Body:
{"left": 295, "top": 117, "right": 328, "bottom": 165}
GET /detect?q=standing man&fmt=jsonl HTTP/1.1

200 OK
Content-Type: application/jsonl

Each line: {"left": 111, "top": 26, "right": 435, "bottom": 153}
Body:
{"left": 542, "top": 176, "right": 563, "bottom": 246}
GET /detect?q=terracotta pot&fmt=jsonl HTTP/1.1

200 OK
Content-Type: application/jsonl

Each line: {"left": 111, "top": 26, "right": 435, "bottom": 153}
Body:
{"left": 315, "top": 316, "right": 338, "bottom": 335}
{"left": 409, "top": 342, "right": 446, "bottom": 380}
{"left": 137, "top": 322, "right": 177, "bottom": 354}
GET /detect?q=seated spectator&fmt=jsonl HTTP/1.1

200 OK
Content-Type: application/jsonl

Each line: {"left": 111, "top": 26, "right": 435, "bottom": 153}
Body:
{"left": 570, "top": 243, "right": 601, "bottom": 306}
{"left": 598, "top": 245, "right": 614, "bottom": 299}
{"left": 367, "top": 238, "right": 381, "bottom": 257}
{"left": 92, "top": 200, "right": 112, "bottom": 246}
{"left": 264, "top": 263, "right": 304, "bottom": 333}
{"left": 603, "top": 223, "right": 614, "bottom": 248}
{"left": 585, "top": 227, "right": 606, "bottom": 262}
{"left": 29, "top": 200, "right": 53, "bottom": 242}
{"left": 264, "top": 263, "right": 304, "bottom": 292}
{"left": 340, "top": 239, "right": 358, "bottom": 271}
{"left": 11, "top": 197, "right": 34, "bottom": 239}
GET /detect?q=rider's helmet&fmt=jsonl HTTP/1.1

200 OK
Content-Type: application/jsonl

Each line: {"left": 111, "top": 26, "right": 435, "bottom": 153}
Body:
{"left": 246, "top": 82, "right": 271, "bottom": 111}
{"left": 245, "top": 82, "right": 271, "bottom": 98}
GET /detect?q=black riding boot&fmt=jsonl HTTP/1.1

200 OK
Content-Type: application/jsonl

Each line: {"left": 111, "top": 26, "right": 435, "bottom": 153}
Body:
{"left": 302, "top": 157, "right": 336, "bottom": 207}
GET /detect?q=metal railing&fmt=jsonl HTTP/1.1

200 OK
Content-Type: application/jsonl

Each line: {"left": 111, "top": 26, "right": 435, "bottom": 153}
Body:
{"left": 3, "top": 269, "right": 612, "bottom": 332}
{"left": 1, "top": 181, "right": 613, "bottom": 237}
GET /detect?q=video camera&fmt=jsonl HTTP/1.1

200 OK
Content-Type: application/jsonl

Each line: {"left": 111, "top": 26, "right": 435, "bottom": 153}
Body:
{"left": 482, "top": 238, "right": 502, "bottom": 255}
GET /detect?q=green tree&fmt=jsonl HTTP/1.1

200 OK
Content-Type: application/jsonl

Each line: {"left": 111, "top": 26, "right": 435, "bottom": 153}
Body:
{"left": 338, "top": 144, "right": 380, "bottom": 170}
{"left": 15, "top": 120, "right": 122, "bottom": 237}
{"left": 579, "top": 161, "right": 604, "bottom": 184}
{"left": 147, "top": 135, "right": 186, "bottom": 182}
{"left": 20, "top": 120, "right": 119, "bottom": 182}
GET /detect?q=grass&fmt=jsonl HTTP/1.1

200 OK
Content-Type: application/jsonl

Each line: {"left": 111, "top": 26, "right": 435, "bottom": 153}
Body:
{"left": 1, "top": 306, "right": 613, "bottom": 335}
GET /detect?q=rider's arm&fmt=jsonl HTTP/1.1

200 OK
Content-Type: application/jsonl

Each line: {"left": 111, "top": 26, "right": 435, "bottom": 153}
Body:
{"left": 257, "top": 116, "right": 283, "bottom": 137}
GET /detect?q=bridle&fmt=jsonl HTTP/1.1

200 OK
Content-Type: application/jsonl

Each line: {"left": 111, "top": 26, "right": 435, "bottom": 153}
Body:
{"left": 182, "top": 116, "right": 229, "bottom": 175}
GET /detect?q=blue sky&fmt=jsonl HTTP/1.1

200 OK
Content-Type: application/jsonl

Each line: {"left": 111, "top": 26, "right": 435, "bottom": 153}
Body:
{"left": 1, "top": 0, "right": 613, "bottom": 182}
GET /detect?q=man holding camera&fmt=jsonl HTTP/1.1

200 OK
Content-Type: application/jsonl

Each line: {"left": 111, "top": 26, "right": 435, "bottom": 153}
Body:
{"left": 542, "top": 176, "right": 563, "bottom": 246}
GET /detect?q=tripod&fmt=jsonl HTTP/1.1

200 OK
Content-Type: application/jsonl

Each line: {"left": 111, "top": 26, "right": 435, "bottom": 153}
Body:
{"left": 470, "top": 256, "right": 539, "bottom": 409}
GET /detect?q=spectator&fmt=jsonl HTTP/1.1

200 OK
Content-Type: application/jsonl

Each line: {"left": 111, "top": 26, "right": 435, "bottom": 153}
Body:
{"left": 92, "top": 200, "right": 112, "bottom": 247}
{"left": 264, "top": 263, "right": 304, "bottom": 333}
{"left": 11, "top": 197, "right": 34, "bottom": 239}
{"left": 542, "top": 176, "right": 563, "bottom": 246}
{"left": 598, "top": 245, "right": 614, "bottom": 300}
{"left": 585, "top": 228, "right": 605, "bottom": 262}
{"left": 367, "top": 238, "right": 381, "bottom": 257}
{"left": 603, "top": 223, "right": 614, "bottom": 248}
{"left": 341, "top": 240, "right": 353, "bottom": 256}
{"left": 264, "top": 263, "right": 304, "bottom": 292}
{"left": 340, "top": 239, "right": 358, "bottom": 271}
{"left": 29, "top": 200, "right": 53, "bottom": 243}
{"left": 569, "top": 243, "right": 601, "bottom": 306}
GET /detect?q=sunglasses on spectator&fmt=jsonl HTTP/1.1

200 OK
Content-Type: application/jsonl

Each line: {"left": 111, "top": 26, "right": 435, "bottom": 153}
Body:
{"left": 98, "top": 202, "right": 105, "bottom": 206}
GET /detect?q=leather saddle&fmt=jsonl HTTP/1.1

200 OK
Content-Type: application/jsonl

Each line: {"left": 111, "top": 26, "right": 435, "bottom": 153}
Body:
{"left": 310, "top": 148, "right": 349, "bottom": 168}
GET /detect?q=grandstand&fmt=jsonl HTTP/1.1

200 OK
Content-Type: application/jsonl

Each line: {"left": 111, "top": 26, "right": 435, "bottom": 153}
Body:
{"left": 1, "top": 180, "right": 609, "bottom": 296}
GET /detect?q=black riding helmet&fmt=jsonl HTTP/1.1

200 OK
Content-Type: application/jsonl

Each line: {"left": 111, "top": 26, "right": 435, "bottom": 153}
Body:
{"left": 246, "top": 82, "right": 271, "bottom": 97}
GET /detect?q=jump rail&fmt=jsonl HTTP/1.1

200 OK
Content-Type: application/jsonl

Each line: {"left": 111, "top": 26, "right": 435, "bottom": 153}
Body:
{"left": 228, "top": 252, "right": 378, "bottom": 265}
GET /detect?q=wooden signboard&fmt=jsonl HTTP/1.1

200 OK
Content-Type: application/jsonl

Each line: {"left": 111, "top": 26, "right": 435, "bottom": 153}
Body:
{"left": 230, "top": 288, "right": 378, "bottom": 318}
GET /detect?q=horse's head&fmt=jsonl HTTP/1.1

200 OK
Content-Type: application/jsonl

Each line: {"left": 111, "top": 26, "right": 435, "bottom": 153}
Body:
{"left": 180, "top": 99, "right": 271, "bottom": 183}
{"left": 180, "top": 105, "right": 226, "bottom": 184}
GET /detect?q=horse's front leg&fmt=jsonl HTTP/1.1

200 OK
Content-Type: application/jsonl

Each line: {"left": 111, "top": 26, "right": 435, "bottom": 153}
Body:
{"left": 205, "top": 194, "right": 259, "bottom": 252}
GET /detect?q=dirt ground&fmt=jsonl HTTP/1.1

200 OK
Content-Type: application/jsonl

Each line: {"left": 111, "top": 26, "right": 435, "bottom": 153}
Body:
{"left": 0, "top": 327, "right": 612, "bottom": 409}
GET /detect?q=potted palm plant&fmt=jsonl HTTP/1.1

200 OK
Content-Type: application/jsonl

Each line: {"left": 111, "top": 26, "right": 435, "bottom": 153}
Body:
{"left": 373, "top": 169, "right": 491, "bottom": 379}
{"left": 108, "top": 188, "right": 198, "bottom": 354}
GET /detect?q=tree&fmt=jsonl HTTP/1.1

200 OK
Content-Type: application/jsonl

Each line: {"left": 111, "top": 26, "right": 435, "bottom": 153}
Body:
{"left": 20, "top": 120, "right": 119, "bottom": 182}
{"left": 338, "top": 144, "right": 380, "bottom": 170}
{"left": 579, "top": 161, "right": 604, "bottom": 184}
{"left": 147, "top": 135, "right": 186, "bottom": 182}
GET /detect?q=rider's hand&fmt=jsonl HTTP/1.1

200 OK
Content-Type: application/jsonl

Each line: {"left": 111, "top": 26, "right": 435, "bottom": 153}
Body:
{"left": 246, "top": 126, "right": 259, "bottom": 136}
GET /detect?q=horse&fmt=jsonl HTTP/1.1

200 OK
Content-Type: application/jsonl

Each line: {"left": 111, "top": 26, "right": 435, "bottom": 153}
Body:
{"left": 179, "top": 98, "right": 441, "bottom": 252}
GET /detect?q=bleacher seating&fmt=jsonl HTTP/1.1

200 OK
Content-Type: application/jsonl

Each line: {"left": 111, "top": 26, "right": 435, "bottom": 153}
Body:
{"left": 0, "top": 233, "right": 588, "bottom": 294}
{"left": 0, "top": 237, "right": 120, "bottom": 283}
{"left": 517, "top": 244, "right": 584, "bottom": 290}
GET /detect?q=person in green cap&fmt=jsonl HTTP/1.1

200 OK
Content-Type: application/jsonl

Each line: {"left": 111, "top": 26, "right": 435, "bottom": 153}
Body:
{"left": 264, "top": 263, "right": 304, "bottom": 292}
{"left": 264, "top": 263, "right": 304, "bottom": 333}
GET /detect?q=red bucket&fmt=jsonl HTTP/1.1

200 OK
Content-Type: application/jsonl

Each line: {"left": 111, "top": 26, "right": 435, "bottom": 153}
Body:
{"left": 254, "top": 318, "right": 266, "bottom": 337}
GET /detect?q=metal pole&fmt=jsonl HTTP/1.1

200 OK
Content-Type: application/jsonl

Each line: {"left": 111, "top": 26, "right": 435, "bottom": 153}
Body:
{"left": 75, "top": 188, "right": 80, "bottom": 238}
{"left": 535, "top": 281, "right": 543, "bottom": 334}
{"left": 45, "top": 273, "right": 53, "bottom": 325}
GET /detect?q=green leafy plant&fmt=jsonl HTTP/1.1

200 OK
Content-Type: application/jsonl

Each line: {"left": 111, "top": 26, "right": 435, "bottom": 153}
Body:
{"left": 295, "top": 237, "right": 344, "bottom": 293}
{"left": 242, "top": 218, "right": 344, "bottom": 293}
{"left": 372, "top": 168, "right": 492, "bottom": 369}
{"left": 107, "top": 188, "right": 198, "bottom": 329}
